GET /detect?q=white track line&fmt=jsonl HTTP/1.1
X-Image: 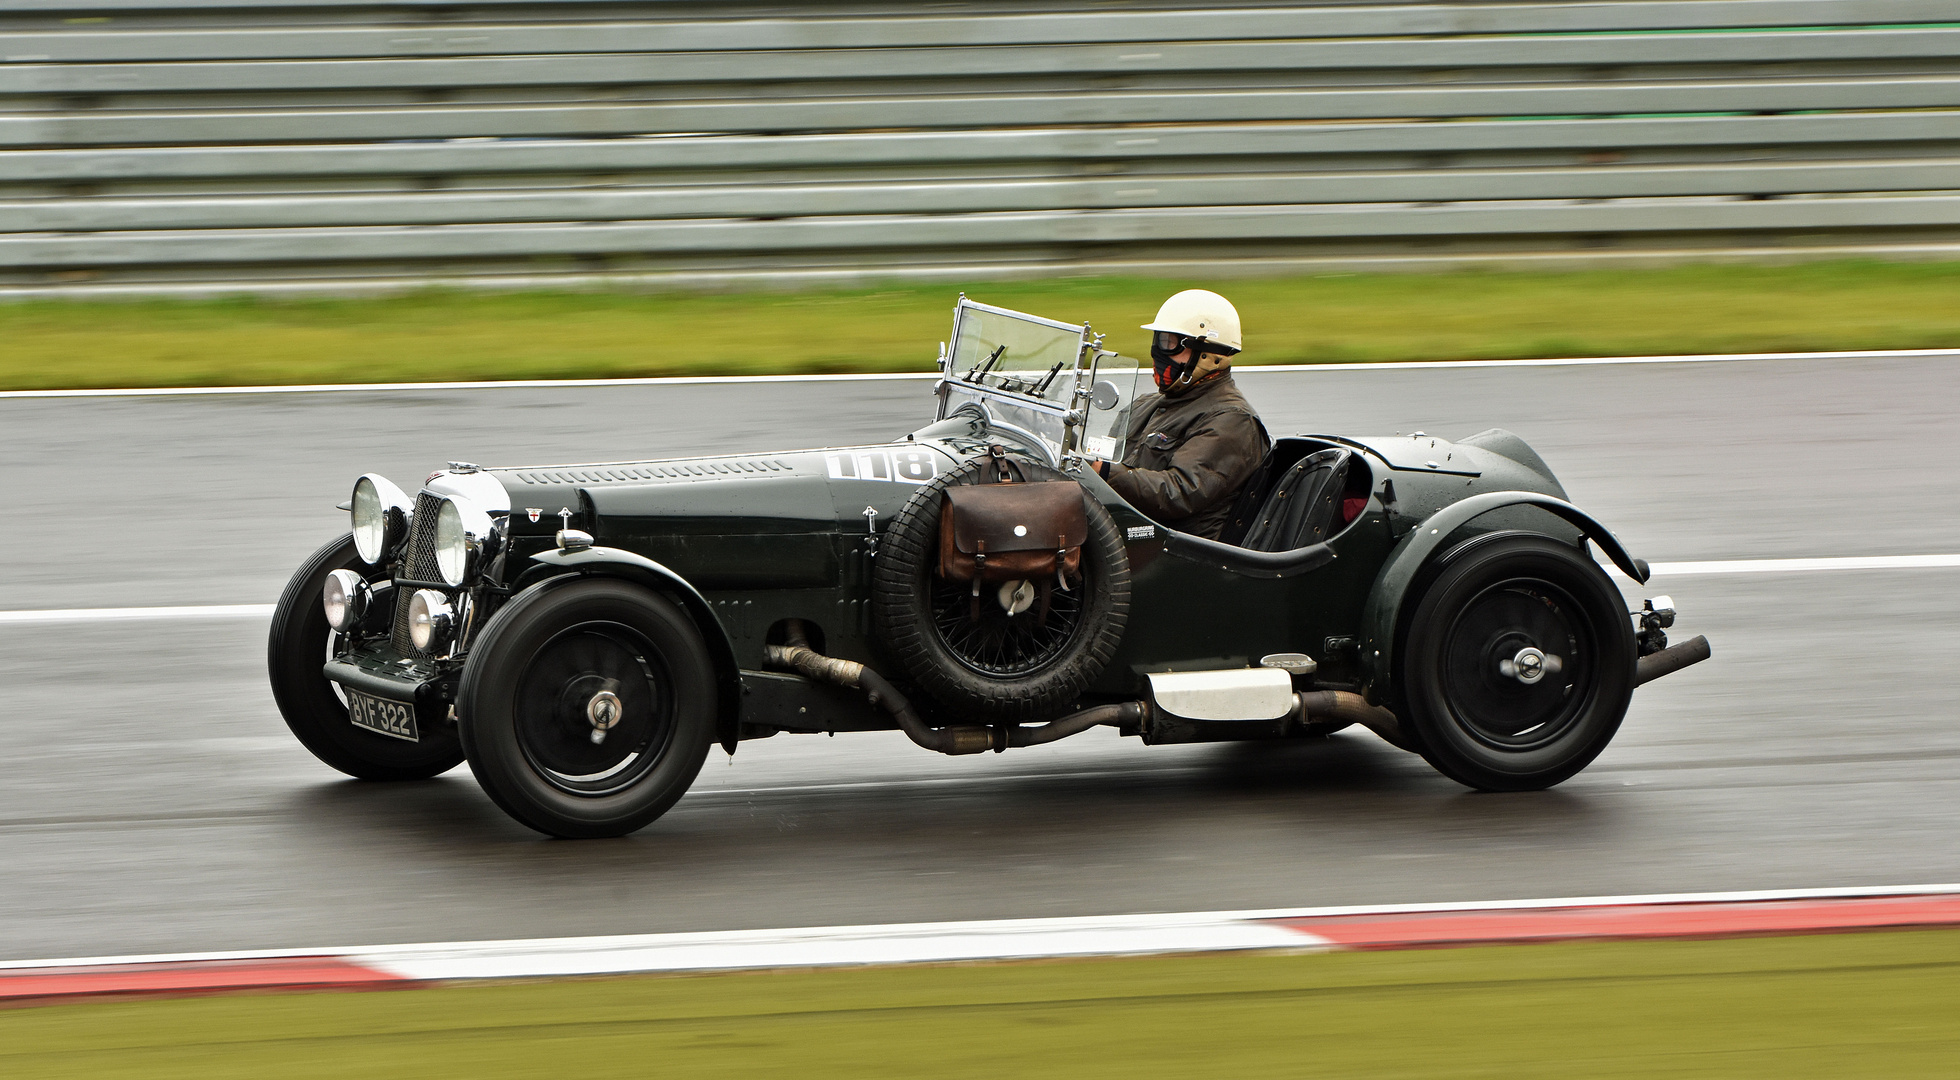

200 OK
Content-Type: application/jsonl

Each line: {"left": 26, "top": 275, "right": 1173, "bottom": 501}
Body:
{"left": 1647, "top": 553, "right": 1960, "bottom": 576}
{"left": 364, "top": 916, "right": 1320, "bottom": 980}
{"left": 3, "top": 883, "right": 1954, "bottom": 977}
{"left": 1, "top": 553, "right": 1953, "bottom": 625}
{"left": 0, "top": 372, "right": 940, "bottom": 399}
{"left": 0, "top": 604, "right": 275, "bottom": 624}
{"left": 0, "top": 348, "right": 1952, "bottom": 399}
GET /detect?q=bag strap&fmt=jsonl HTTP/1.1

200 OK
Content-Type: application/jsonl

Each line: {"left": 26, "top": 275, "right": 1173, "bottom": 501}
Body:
{"left": 985, "top": 443, "right": 1016, "bottom": 483}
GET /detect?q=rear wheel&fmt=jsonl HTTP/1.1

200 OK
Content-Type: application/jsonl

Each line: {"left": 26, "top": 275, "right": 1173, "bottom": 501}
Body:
{"left": 268, "top": 535, "right": 464, "bottom": 781}
{"left": 1400, "top": 534, "right": 1634, "bottom": 791}
{"left": 457, "top": 578, "right": 715, "bottom": 838}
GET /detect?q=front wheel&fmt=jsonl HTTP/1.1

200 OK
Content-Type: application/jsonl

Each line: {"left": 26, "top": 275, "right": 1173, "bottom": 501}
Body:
{"left": 1400, "top": 534, "right": 1635, "bottom": 791}
{"left": 268, "top": 535, "right": 464, "bottom": 780}
{"left": 456, "top": 578, "right": 716, "bottom": 838}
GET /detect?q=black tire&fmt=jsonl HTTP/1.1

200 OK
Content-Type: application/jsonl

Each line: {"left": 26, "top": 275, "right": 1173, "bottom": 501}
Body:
{"left": 268, "top": 535, "right": 465, "bottom": 781}
{"left": 1400, "top": 534, "right": 1635, "bottom": 791}
{"left": 455, "top": 578, "right": 716, "bottom": 838}
{"left": 873, "top": 457, "right": 1130, "bottom": 722}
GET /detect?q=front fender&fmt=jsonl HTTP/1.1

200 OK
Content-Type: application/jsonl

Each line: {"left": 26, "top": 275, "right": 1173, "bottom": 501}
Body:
{"left": 1359, "top": 491, "right": 1649, "bottom": 706}
{"left": 516, "top": 546, "right": 742, "bottom": 749}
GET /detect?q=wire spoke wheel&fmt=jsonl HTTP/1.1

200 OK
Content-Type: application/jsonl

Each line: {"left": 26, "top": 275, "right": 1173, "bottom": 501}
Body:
{"left": 873, "top": 456, "right": 1130, "bottom": 722}
{"left": 512, "top": 624, "right": 674, "bottom": 796}
{"left": 928, "top": 575, "right": 1085, "bottom": 676}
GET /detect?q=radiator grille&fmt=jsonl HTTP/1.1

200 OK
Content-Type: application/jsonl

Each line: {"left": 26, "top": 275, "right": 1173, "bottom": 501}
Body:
{"left": 391, "top": 491, "right": 446, "bottom": 654}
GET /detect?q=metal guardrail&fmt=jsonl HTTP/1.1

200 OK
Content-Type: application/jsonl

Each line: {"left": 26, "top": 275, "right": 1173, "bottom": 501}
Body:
{"left": 3, "top": 0, "right": 1959, "bottom": 294}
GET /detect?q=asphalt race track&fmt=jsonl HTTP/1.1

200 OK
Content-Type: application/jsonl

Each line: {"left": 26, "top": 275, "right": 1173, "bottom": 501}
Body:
{"left": 2, "top": 353, "right": 1956, "bottom": 961}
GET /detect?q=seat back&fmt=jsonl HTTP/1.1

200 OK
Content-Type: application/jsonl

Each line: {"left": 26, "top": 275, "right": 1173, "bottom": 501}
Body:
{"left": 1239, "top": 448, "right": 1353, "bottom": 552}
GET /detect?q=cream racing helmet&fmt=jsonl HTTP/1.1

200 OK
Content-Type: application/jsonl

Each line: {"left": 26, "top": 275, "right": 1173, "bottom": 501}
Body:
{"left": 1141, "top": 289, "right": 1242, "bottom": 355}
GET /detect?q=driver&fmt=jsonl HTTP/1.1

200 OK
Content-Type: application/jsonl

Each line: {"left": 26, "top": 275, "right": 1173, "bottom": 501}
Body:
{"left": 1092, "top": 289, "right": 1269, "bottom": 540}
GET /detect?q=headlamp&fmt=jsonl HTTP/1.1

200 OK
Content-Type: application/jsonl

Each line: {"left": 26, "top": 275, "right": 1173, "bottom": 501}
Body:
{"left": 350, "top": 474, "right": 412, "bottom": 565}
{"left": 321, "top": 568, "right": 367, "bottom": 632}
{"left": 433, "top": 496, "right": 495, "bottom": 587}
{"left": 407, "top": 589, "right": 454, "bottom": 652}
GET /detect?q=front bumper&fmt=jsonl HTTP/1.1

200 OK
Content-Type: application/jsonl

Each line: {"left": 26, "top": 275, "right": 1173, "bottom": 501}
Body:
{"left": 324, "top": 645, "right": 452, "bottom": 709}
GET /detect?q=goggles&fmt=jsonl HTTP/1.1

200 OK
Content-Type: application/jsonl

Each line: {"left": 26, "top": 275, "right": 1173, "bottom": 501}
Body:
{"left": 1153, "top": 331, "right": 1193, "bottom": 355}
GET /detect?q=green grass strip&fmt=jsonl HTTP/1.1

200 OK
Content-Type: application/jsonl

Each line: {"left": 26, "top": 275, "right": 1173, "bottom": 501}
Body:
{"left": 4, "top": 260, "right": 1959, "bottom": 391}
{"left": 4, "top": 929, "right": 1958, "bottom": 1078}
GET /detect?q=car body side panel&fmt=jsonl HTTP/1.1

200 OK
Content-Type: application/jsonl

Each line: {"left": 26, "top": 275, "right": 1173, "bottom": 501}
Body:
{"left": 491, "top": 444, "right": 963, "bottom": 676}
{"left": 477, "top": 428, "right": 1601, "bottom": 724}
{"left": 1074, "top": 463, "right": 1389, "bottom": 696}
{"left": 1095, "top": 514, "right": 1396, "bottom": 695}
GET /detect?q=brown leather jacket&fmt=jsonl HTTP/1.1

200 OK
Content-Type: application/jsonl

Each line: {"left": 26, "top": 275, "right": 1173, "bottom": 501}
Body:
{"left": 1105, "top": 373, "right": 1269, "bottom": 540}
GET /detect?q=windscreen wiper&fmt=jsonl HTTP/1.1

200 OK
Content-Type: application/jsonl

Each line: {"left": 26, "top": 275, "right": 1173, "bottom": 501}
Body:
{"left": 966, "top": 345, "right": 1007, "bottom": 382}
{"left": 1032, "top": 361, "right": 1066, "bottom": 396}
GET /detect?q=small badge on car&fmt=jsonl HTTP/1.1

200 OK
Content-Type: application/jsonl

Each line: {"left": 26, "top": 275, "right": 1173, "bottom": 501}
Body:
{"left": 526, "top": 508, "right": 543, "bottom": 523}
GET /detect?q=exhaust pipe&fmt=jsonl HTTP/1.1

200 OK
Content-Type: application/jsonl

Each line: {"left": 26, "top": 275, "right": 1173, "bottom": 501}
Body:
{"left": 1293, "top": 690, "right": 1415, "bottom": 753}
{"left": 765, "top": 622, "right": 1140, "bottom": 755}
{"left": 1636, "top": 634, "right": 1711, "bottom": 686}
{"left": 766, "top": 622, "right": 1430, "bottom": 756}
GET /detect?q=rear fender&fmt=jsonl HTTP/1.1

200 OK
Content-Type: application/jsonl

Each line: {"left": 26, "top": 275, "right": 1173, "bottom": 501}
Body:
{"left": 514, "top": 547, "right": 743, "bottom": 751}
{"left": 1359, "top": 491, "right": 1648, "bottom": 707}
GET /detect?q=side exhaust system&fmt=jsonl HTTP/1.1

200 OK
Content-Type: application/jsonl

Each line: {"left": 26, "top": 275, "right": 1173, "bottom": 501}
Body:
{"left": 766, "top": 622, "right": 1420, "bottom": 756}
{"left": 1291, "top": 690, "right": 1415, "bottom": 752}
{"left": 765, "top": 621, "right": 1142, "bottom": 756}
{"left": 1636, "top": 634, "right": 1712, "bottom": 686}
{"left": 767, "top": 620, "right": 1706, "bottom": 759}
{"left": 1632, "top": 597, "right": 1711, "bottom": 686}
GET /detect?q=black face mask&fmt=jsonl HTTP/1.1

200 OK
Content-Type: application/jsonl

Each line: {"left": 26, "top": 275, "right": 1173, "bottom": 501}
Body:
{"left": 1150, "top": 343, "right": 1194, "bottom": 390}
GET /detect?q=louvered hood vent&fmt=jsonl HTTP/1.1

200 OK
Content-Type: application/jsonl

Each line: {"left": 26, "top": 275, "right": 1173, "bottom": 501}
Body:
{"left": 499, "top": 456, "right": 798, "bottom": 486}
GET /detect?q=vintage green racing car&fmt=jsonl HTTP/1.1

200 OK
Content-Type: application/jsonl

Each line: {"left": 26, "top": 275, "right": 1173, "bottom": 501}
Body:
{"left": 270, "top": 296, "right": 1710, "bottom": 837}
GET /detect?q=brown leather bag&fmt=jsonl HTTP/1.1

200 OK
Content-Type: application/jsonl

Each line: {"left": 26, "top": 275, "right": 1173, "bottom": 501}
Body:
{"left": 938, "top": 480, "right": 1088, "bottom": 587}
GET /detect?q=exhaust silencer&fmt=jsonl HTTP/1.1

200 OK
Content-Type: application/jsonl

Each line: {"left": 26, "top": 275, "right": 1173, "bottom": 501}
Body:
{"left": 1635, "top": 634, "right": 1711, "bottom": 686}
{"left": 1141, "top": 669, "right": 1416, "bottom": 753}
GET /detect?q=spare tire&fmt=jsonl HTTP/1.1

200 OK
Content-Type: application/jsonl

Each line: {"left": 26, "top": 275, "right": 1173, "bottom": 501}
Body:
{"left": 872, "top": 455, "right": 1130, "bottom": 722}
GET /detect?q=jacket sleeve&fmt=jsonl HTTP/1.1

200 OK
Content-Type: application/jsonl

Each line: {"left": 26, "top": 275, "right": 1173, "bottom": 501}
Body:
{"left": 1105, "top": 408, "right": 1265, "bottom": 523}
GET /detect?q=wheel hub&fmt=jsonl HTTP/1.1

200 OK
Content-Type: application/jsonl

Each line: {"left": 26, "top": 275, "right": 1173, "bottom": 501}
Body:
{"left": 585, "top": 687, "right": 623, "bottom": 744}
{"left": 997, "top": 579, "right": 1035, "bottom": 617}
{"left": 517, "top": 629, "right": 672, "bottom": 793}
{"left": 1498, "top": 645, "right": 1562, "bottom": 685}
{"left": 1440, "top": 582, "right": 1590, "bottom": 745}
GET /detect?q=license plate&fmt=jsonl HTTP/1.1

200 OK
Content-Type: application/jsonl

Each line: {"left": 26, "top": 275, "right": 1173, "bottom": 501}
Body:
{"left": 346, "top": 688, "right": 419, "bottom": 742}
